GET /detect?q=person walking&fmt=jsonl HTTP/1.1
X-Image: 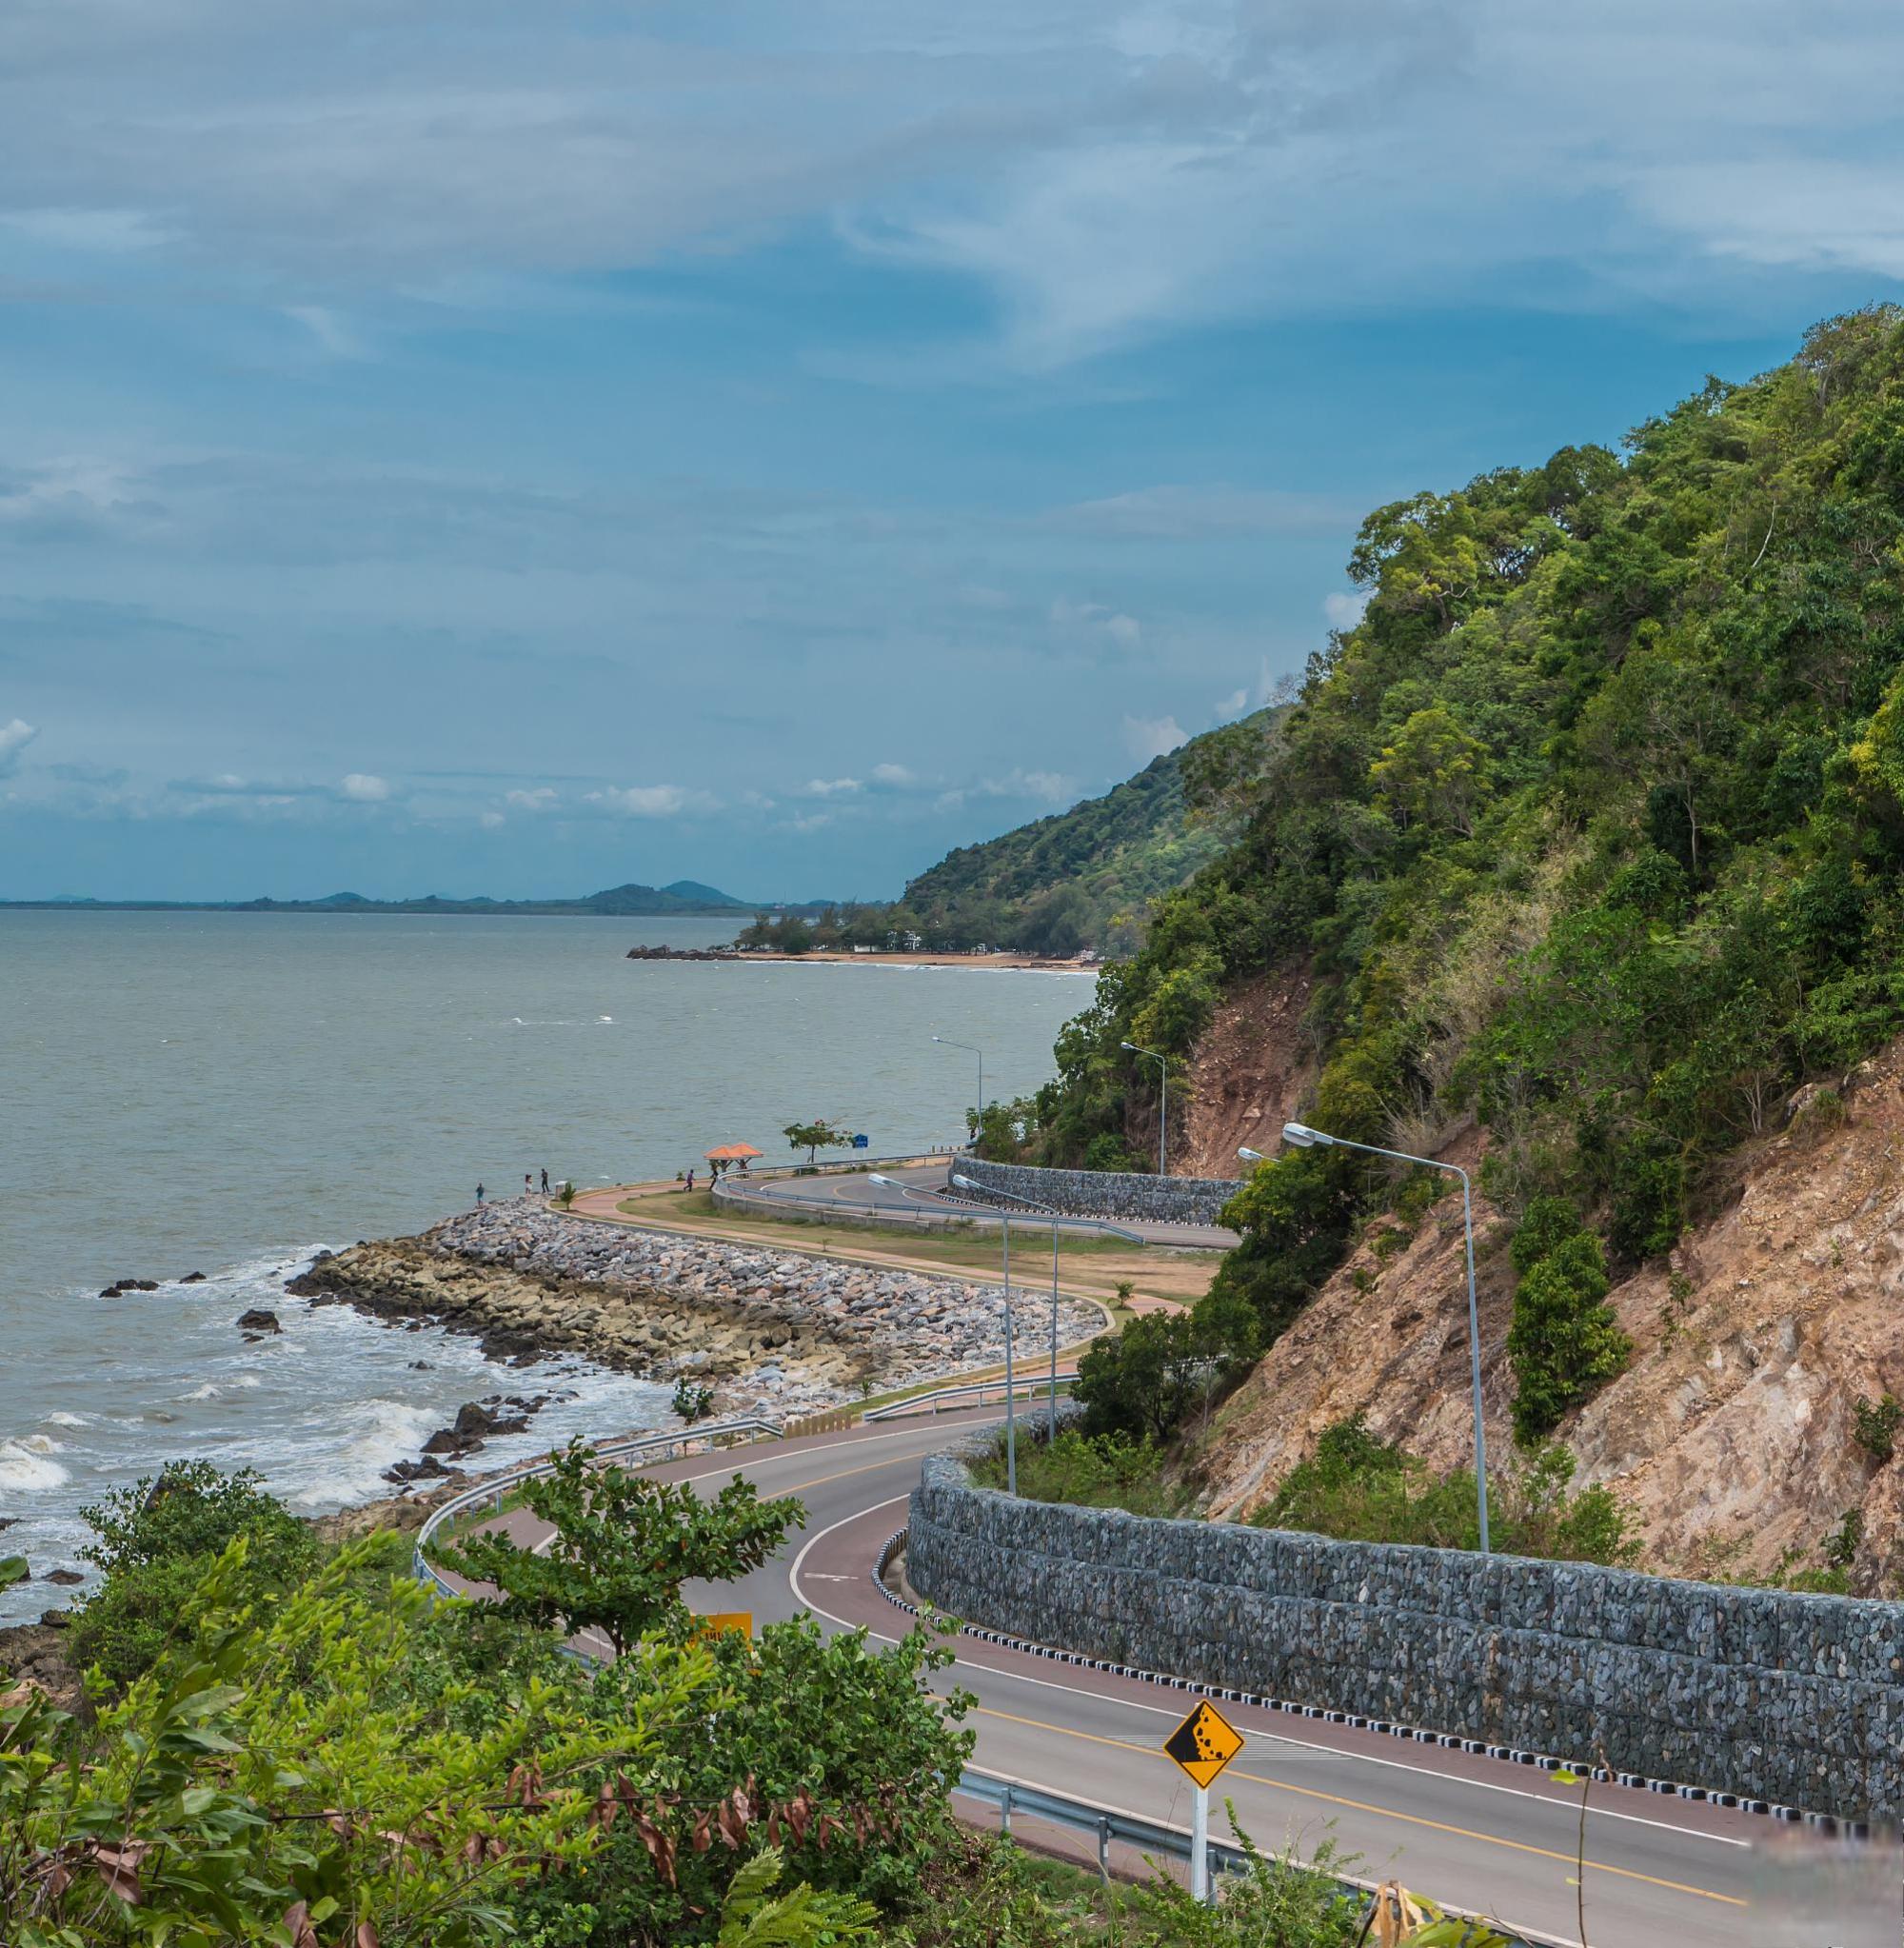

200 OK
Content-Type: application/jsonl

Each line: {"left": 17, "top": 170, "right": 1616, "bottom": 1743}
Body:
{"left": 476, "top": 1182, "right": 485, "bottom": 1204}
{"left": 685, "top": 1167, "right": 696, "bottom": 1193}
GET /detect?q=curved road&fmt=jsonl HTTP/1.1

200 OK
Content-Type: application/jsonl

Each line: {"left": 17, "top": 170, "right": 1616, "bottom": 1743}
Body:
{"left": 466, "top": 1415, "right": 1895, "bottom": 1948}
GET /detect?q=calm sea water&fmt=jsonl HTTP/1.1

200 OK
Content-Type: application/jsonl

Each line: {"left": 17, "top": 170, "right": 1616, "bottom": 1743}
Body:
{"left": 0, "top": 911, "right": 1092, "bottom": 1620}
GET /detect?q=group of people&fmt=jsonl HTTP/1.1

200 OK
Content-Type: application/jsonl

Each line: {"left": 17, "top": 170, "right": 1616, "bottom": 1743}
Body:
{"left": 474, "top": 1167, "right": 551, "bottom": 1204}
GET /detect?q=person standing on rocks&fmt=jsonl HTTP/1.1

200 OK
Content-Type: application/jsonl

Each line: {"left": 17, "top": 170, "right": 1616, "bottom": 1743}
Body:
{"left": 524, "top": 1173, "right": 533, "bottom": 1199}
{"left": 540, "top": 1167, "right": 549, "bottom": 1195}
{"left": 476, "top": 1182, "right": 485, "bottom": 1203}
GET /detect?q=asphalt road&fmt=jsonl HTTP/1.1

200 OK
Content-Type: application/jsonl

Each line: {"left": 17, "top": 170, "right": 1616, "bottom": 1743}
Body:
{"left": 725, "top": 1161, "right": 1238, "bottom": 1249}
{"left": 466, "top": 1415, "right": 1899, "bottom": 1948}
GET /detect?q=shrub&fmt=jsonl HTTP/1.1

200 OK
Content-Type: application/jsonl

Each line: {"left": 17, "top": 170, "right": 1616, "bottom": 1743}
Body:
{"left": 1256, "top": 1418, "right": 1638, "bottom": 1567}
{"left": 528, "top": 1617, "right": 974, "bottom": 1945}
{"left": 70, "top": 1460, "right": 319, "bottom": 1686}
{"left": 1854, "top": 1392, "right": 1902, "bottom": 1461}
{"left": 672, "top": 1378, "right": 717, "bottom": 1424}
{"left": 1506, "top": 1207, "right": 1631, "bottom": 1442}
{"left": 971, "top": 1429, "right": 1185, "bottom": 1519}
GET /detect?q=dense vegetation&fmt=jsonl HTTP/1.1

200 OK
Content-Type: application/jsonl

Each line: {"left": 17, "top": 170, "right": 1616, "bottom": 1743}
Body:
{"left": 1, "top": 1461, "right": 1497, "bottom": 1946}
{"left": 897, "top": 720, "right": 1274, "bottom": 955}
{"left": 1045, "top": 308, "right": 1904, "bottom": 1446}
{"left": 730, "top": 717, "right": 1273, "bottom": 959}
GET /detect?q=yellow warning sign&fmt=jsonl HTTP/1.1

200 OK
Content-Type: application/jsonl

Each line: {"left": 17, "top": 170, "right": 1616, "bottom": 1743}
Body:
{"left": 1163, "top": 1699, "right": 1244, "bottom": 1789}
{"left": 690, "top": 1612, "right": 753, "bottom": 1642}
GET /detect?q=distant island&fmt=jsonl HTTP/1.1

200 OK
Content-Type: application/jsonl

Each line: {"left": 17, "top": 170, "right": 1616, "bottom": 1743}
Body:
{"left": 0, "top": 881, "right": 833, "bottom": 918}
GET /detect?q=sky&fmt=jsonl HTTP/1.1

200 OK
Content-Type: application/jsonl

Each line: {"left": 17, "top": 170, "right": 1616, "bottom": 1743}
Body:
{"left": 6, "top": 2, "right": 1904, "bottom": 902}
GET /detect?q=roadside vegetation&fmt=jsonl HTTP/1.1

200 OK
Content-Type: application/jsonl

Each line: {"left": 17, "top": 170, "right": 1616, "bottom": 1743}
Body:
{"left": 970, "top": 1429, "right": 1194, "bottom": 1520}
{"left": 1251, "top": 1418, "right": 1639, "bottom": 1567}
{"left": 1, "top": 1459, "right": 1519, "bottom": 1946}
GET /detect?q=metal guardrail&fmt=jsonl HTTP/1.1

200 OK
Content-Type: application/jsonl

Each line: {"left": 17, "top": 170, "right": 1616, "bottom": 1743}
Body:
{"left": 411, "top": 1416, "right": 786, "bottom": 1596}
{"left": 712, "top": 1174, "right": 1150, "bottom": 1244}
{"left": 864, "top": 1373, "right": 1079, "bottom": 1421}
{"left": 952, "top": 1770, "right": 1550, "bottom": 1945}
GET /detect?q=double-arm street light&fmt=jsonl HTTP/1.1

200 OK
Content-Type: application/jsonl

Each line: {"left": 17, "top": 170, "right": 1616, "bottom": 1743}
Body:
{"left": 932, "top": 1035, "right": 984, "bottom": 1140}
{"left": 1240, "top": 1122, "right": 1491, "bottom": 1554}
{"left": 957, "top": 1174, "right": 1064, "bottom": 1444}
{"left": 1121, "top": 1040, "right": 1168, "bottom": 1176}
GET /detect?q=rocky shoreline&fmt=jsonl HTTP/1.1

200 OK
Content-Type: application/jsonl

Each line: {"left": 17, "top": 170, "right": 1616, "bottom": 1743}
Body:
{"left": 288, "top": 1198, "right": 1102, "bottom": 1441}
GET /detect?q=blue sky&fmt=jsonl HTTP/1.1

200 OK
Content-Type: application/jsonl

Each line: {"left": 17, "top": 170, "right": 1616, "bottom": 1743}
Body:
{"left": 6, "top": 1, "right": 1904, "bottom": 902}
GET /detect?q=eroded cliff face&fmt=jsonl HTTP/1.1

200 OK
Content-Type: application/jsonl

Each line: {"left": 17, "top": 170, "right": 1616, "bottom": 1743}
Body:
{"left": 1176, "top": 963, "right": 1319, "bottom": 1179}
{"left": 1198, "top": 1043, "right": 1904, "bottom": 1589}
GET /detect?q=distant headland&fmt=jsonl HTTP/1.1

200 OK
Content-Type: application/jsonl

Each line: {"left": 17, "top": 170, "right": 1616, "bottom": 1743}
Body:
{"left": 0, "top": 881, "right": 835, "bottom": 919}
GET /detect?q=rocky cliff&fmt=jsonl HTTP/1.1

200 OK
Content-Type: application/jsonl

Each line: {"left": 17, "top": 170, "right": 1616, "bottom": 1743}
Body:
{"left": 1198, "top": 1041, "right": 1904, "bottom": 1592}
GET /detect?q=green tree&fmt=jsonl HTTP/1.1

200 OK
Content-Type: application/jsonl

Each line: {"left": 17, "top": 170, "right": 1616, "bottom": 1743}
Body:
{"left": 783, "top": 1119, "right": 851, "bottom": 1164}
{"left": 1369, "top": 706, "right": 1486, "bottom": 836}
{"left": 437, "top": 1441, "right": 802, "bottom": 1656}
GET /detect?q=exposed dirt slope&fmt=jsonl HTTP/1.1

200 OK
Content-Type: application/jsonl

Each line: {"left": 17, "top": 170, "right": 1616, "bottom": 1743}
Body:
{"left": 1199, "top": 1046, "right": 1904, "bottom": 1589}
{"left": 1177, "top": 963, "right": 1319, "bottom": 1179}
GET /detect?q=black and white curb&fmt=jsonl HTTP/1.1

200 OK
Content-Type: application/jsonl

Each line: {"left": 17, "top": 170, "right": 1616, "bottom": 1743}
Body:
{"left": 870, "top": 1527, "right": 1867, "bottom": 1841}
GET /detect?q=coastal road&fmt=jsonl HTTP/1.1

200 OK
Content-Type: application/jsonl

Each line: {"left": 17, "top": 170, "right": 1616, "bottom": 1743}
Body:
{"left": 464, "top": 1413, "right": 1898, "bottom": 1948}
{"left": 723, "top": 1161, "right": 1239, "bottom": 1250}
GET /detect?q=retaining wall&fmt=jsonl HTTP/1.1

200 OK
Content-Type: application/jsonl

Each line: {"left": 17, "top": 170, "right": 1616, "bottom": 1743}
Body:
{"left": 908, "top": 1441, "right": 1904, "bottom": 1822}
{"left": 952, "top": 1154, "right": 1243, "bottom": 1228}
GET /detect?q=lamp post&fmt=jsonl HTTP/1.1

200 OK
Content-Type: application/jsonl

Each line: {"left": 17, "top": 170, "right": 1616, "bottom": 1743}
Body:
{"left": 948, "top": 1172, "right": 1016, "bottom": 1494}
{"left": 932, "top": 1036, "right": 984, "bottom": 1144}
{"left": 1121, "top": 1041, "right": 1168, "bottom": 1176}
{"left": 956, "top": 1174, "right": 1062, "bottom": 1442}
{"left": 1241, "top": 1123, "right": 1491, "bottom": 1553}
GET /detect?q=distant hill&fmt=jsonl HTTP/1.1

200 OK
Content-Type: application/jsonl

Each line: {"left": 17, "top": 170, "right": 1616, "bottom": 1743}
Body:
{"left": 896, "top": 711, "right": 1277, "bottom": 955}
{"left": 0, "top": 879, "right": 764, "bottom": 917}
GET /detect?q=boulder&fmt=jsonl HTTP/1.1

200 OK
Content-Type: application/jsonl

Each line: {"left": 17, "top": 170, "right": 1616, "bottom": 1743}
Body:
{"left": 44, "top": 1569, "right": 82, "bottom": 1587}
{"left": 180, "top": 1271, "right": 208, "bottom": 1283}
{"left": 236, "top": 1308, "right": 283, "bottom": 1335}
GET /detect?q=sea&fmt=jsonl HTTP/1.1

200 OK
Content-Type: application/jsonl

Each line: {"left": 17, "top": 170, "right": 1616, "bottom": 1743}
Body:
{"left": 0, "top": 910, "right": 1094, "bottom": 1622}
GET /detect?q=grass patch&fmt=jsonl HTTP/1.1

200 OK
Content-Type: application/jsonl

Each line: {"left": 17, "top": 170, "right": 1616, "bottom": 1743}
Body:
{"left": 970, "top": 1429, "right": 1193, "bottom": 1520}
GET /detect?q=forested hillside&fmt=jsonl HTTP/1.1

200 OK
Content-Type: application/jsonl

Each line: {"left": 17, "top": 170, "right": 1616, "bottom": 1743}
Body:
{"left": 1041, "top": 308, "right": 1904, "bottom": 1454}
{"left": 897, "top": 714, "right": 1276, "bottom": 954}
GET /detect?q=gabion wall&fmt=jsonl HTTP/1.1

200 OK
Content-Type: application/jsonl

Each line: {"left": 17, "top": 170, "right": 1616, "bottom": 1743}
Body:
{"left": 909, "top": 1446, "right": 1904, "bottom": 1822}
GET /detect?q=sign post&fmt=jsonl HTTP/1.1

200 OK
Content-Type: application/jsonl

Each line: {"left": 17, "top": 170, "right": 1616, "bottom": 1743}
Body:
{"left": 1162, "top": 1700, "right": 1244, "bottom": 1903}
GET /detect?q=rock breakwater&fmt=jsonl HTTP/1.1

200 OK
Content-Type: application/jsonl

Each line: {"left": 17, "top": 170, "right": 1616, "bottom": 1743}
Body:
{"left": 288, "top": 1199, "right": 1102, "bottom": 1421}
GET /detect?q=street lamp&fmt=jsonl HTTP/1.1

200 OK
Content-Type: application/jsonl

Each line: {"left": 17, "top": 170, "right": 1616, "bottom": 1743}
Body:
{"left": 1121, "top": 1041, "right": 1168, "bottom": 1176}
{"left": 958, "top": 1174, "right": 1064, "bottom": 1442}
{"left": 1240, "top": 1123, "right": 1492, "bottom": 1553}
{"left": 932, "top": 1036, "right": 984, "bottom": 1143}
{"left": 947, "top": 1169, "right": 1027, "bottom": 1495}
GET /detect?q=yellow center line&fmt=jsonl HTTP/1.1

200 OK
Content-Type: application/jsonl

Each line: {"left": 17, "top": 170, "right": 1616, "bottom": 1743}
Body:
{"left": 972, "top": 1707, "right": 1745, "bottom": 1910}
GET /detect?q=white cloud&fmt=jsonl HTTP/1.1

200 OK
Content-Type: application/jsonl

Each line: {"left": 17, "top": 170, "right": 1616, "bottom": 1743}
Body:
{"left": 803, "top": 777, "right": 862, "bottom": 798}
{"left": 479, "top": 809, "right": 506, "bottom": 829}
{"left": 585, "top": 784, "right": 715, "bottom": 817}
{"left": 505, "top": 786, "right": 558, "bottom": 811}
{"left": 285, "top": 305, "right": 367, "bottom": 359}
{"left": 1214, "top": 688, "right": 1248, "bottom": 721}
{"left": 870, "top": 763, "right": 914, "bottom": 786}
{"left": 1324, "top": 591, "right": 1371, "bottom": 631}
{"left": 1050, "top": 598, "right": 1144, "bottom": 653}
{"left": 0, "top": 718, "right": 39, "bottom": 775}
{"left": 339, "top": 772, "right": 391, "bottom": 802}
{"left": 1123, "top": 714, "right": 1186, "bottom": 764}
{"left": 969, "top": 768, "right": 1076, "bottom": 805}
{"left": 1044, "top": 487, "right": 1352, "bottom": 539}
